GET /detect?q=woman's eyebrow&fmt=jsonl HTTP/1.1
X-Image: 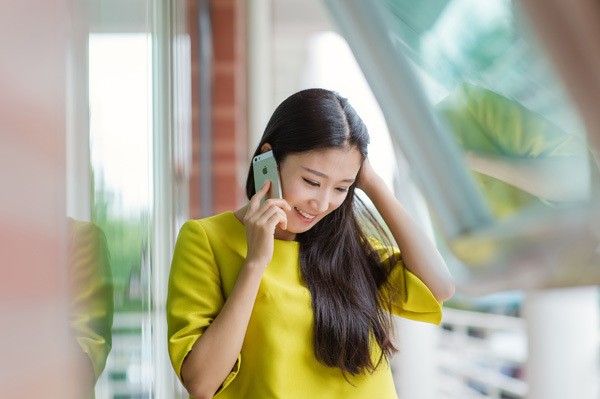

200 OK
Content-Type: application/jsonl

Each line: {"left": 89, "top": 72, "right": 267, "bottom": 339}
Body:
{"left": 301, "top": 167, "right": 355, "bottom": 183}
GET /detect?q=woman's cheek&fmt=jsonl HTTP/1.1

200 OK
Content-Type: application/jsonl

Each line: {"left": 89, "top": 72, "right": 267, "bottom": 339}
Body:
{"left": 284, "top": 181, "right": 304, "bottom": 201}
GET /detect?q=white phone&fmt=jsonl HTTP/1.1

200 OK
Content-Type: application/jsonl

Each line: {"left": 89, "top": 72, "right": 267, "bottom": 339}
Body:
{"left": 253, "top": 150, "right": 282, "bottom": 203}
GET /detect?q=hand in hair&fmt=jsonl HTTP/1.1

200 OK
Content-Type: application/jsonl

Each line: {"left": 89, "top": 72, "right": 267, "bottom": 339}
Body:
{"left": 243, "top": 180, "right": 291, "bottom": 270}
{"left": 356, "top": 157, "right": 381, "bottom": 195}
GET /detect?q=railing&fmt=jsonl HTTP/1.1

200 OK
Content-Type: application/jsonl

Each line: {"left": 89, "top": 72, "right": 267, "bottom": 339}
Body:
{"left": 438, "top": 308, "right": 528, "bottom": 399}
{"left": 96, "top": 311, "right": 151, "bottom": 399}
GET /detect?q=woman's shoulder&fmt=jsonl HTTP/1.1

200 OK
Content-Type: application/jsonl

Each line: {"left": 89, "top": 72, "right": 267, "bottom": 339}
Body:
{"left": 200, "top": 210, "right": 238, "bottom": 226}
{"left": 179, "top": 211, "right": 243, "bottom": 241}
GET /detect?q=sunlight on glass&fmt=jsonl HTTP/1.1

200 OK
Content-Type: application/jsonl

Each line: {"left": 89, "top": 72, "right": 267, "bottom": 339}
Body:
{"left": 89, "top": 33, "right": 153, "bottom": 214}
{"left": 88, "top": 33, "right": 153, "bottom": 399}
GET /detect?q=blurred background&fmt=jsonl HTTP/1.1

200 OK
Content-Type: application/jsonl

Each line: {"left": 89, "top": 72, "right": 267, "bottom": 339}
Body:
{"left": 1, "top": 0, "right": 599, "bottom": 398}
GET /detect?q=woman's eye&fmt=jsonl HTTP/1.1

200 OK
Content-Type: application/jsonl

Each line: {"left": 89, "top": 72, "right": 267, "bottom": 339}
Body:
{"left": 336, "top": 187, "right": 349, "bottom": 193}
{"left": 302, "top": 178, "right": 319, "bottom": 187}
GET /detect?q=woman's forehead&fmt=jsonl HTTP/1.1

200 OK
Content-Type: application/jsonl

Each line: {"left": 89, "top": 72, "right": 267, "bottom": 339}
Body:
{"left": 284, "top": 147, "right": 363, "bottom": 176}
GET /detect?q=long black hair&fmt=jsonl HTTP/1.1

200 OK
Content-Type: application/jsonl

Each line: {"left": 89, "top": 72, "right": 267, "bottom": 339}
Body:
{"left": 245, "top": 88, "right": 398, "bottom": 376}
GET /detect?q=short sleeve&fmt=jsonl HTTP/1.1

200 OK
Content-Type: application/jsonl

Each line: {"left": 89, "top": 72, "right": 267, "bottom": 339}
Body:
{"left": 370, "top": 239, "right": 443, "bottom": 325}
{"left": 166, "top": 220, "right": 241, "bottom": 393}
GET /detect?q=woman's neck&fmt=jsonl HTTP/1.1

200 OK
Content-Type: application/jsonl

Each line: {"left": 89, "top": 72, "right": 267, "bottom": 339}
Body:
{"left": 274, "top": 226, "right": 296, "bottom": 241}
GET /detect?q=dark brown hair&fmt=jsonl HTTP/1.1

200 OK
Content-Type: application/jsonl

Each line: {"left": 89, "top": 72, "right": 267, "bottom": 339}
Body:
{"left": 245, "top": 88, "right": 398, "bottom": 377}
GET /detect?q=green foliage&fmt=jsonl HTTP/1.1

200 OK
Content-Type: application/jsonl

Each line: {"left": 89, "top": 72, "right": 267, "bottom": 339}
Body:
{"left": 91, "top": 171, "right": 149, "bottom": 312}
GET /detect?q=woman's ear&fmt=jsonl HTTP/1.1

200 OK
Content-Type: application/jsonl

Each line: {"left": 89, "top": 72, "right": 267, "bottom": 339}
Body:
{"left": 260, "top": 143, "right": 272, "bottom": 153}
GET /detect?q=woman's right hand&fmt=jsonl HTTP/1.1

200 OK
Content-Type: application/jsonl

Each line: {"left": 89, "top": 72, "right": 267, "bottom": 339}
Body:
{"left": 243, "top": 180, "right": 291, "bottom": 269}
{"left": 178, "top": 180, "right": 290, "bottom": 399}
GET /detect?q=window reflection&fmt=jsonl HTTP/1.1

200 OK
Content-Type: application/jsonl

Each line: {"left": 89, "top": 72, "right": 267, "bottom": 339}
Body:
{"left": 357, "top": 1, "right": 598, "bottom": 243}
{"left": 437, "top": 83, "right": 591, "bottom": 218}
{"left": 68, "top": 218, "right": 114, "bottom": 399}
{"left": 321, "top": 0, "right": 600, "bottom": 290}
{"left": 89, "top": 33, "right": 153, "bottom": 398}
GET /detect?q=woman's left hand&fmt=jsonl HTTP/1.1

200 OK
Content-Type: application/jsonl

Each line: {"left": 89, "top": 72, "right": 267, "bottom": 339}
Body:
{"left": 356, "top": 157, "right": 381, "bottom": 195}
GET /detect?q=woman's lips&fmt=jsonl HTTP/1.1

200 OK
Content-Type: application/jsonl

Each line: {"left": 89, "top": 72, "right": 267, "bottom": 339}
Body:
{"left": 294, "top": 207, "right": 317, "bottom": 222}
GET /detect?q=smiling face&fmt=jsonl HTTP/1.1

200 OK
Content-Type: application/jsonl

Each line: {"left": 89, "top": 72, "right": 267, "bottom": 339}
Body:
{"left": 274, "top": 146, "right": 363, "bottom": 240}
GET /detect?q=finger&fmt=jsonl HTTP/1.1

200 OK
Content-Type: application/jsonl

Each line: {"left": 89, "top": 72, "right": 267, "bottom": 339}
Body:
{"left": 262, "top": 198, "right": 292, "bottom": 212}
{"left": 246, "top": 200, "right": 289, "bottom": 233}
{"left": 276, "top": 211, "right": 288, "bottom": 231}
{"left": 267, "top": 208, "right": 288, "bottom": 232}
{"left": 264, "top": 204, "right": 288, "bottom": 230}
{"left": 248, "top": 180, "right": 271, "bottom": 211}
{"left": 255, "top": 204, "right": 284, "bottom": 225}
{"left": 256, "top": 205, "right": 287, "bottom": 232}
{"left": 258, "top": 178, "right": 271, "bottom": 194}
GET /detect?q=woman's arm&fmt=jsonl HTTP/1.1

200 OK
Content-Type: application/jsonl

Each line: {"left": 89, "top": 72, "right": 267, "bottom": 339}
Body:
{"left": 180, "top": 181, "right": 290, "bottom": 399}
{"left": 180, "top": 264, "right": 263, "bottom": 399}
{"left": 358, "top": 159, "right": 455, "bottom": 302}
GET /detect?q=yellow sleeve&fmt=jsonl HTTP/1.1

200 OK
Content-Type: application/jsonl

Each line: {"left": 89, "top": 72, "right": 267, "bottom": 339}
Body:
{"left": 166, "top": 220, "right": 241, "bottom": 392}
{"left": 370, "top": 239, "right": 443, "bottom": 325}
{"left": 68, "top": 219, "right": 114, "bottom": 380}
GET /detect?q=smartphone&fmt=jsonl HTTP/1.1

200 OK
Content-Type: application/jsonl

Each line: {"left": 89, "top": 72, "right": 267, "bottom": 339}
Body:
{"left": 253, "top": 150, "right": 282, "bottom": 203}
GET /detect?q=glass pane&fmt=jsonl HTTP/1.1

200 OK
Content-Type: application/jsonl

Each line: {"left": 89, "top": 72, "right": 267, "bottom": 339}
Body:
{"left": 325, "top": 0, "right": 600, "bottom": 287}
{"left": 381, "top": 0, "right": 592, "bottom": 217}
{"left": 89, "top": 32, "right": 154, "bottom": 398}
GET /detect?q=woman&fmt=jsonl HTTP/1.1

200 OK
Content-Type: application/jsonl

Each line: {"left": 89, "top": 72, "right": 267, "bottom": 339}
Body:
{"left": 167, "top": 88, "right": 454, "bottom": 399}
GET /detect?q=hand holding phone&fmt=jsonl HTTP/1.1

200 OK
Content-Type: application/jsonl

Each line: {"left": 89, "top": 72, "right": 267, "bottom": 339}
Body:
{"left": 253, "top": 150, "right": 282, "bottom": 204}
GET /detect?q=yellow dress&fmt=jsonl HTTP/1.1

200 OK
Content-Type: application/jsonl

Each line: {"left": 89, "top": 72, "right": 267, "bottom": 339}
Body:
{"left": 167, "top": 212, "right": 442, "bottom": 398}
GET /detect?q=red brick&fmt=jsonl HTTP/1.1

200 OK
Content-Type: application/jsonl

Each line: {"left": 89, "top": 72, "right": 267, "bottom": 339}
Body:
{"left": 188, "top": 0, "right": 247, "bottom": 216}
{"left": 213, "top": 69, "right": 235, "bottom": 107}
{"left": 212, "top": 5, "right": 235, "bottom": 61}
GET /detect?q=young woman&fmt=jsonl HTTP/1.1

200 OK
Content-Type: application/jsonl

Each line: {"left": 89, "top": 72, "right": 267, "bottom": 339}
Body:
{"left": 167, "top": 88, "right": 455, "bottom": 399}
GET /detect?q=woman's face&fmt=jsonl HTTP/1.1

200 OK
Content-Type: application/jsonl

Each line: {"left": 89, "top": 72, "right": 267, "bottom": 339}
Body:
{"left": 275, "top": 146, "right": 363, "bottom": 240}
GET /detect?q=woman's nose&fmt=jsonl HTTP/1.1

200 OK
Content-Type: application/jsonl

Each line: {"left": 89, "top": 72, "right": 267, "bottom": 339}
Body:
{"left": 310, "top": 191, "right": 330, "bottom": 213}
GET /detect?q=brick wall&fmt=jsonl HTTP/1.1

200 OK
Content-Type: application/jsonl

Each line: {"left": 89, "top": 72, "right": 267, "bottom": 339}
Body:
{"left": 188, "top": 0, "right": 247, "bottom": 218}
